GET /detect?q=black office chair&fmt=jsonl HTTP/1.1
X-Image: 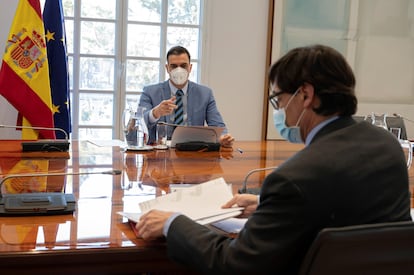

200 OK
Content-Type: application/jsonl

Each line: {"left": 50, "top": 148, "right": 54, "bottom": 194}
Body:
{"left": 298, "top": 221, "right": 414, "bottom": 275}
{"left": 353, "top": 115, "right": 408, "bottom": 140}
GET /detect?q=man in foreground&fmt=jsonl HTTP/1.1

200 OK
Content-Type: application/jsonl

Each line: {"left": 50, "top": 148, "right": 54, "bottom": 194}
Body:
{"left": 136, "top": 44, "right": 411, "bottom": 274}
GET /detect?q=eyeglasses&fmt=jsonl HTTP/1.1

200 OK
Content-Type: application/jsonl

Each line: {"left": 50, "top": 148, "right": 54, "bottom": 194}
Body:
{"left": 269, "top": 90, "right": 287, "bottom": 110}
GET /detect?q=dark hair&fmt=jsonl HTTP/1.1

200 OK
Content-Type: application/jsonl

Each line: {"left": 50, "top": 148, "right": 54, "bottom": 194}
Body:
{"left": 166, "top": 46, "right": 191, "bottom": 62}
{"left": 269, "top": 44, "right": 357, "bottom": 116}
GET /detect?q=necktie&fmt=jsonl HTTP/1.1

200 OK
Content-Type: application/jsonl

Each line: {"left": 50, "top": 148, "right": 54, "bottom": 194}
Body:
{"left": 175, "top": 90, "right": 184, "bottom": 125}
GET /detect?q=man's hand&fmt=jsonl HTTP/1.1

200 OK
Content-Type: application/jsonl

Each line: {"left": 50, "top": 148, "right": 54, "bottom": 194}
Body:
{"left": 222, "top": 193, "right": 258, "bottom": 218}
{"left": 135, "top": 209, "right": 174, "bottom": 240}
{"left": 220, "top": 133, "right": 235, "bottom": 148}
{"left": 152, "top": 96, "right": 177, "bottom": 119}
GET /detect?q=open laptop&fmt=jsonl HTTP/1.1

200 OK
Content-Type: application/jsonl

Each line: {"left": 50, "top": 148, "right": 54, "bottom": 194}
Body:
{"left": 170, "top": 125, "right": 224, "bottom": 147}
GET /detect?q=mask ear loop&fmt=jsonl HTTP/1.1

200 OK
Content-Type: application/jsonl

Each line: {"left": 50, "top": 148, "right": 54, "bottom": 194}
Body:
{"left": 283, "top": 87, "right": 301, "bottom": 111}
{"left": 285, "top": 87, "right": 306, "bottom": 127}
{"left": 295, "top": 109, "right": 306, "bottom": 127}
{"left": 294, "top": 89, "right": 308, "bottom": 127}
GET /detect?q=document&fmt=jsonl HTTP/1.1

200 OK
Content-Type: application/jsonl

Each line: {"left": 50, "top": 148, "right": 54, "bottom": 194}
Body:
{"left": 118, "top": 177, "right": 243, "bottom": 226}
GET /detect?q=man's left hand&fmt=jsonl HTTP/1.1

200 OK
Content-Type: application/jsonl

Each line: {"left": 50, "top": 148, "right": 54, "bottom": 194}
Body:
{"left": 220, "top": 134, "right": 235, "bottom": 148}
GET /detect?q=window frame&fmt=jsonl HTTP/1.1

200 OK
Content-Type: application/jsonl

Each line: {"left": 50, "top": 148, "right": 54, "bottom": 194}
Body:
{"left": 63, "top": 0, "right": 204, "bottom": 140}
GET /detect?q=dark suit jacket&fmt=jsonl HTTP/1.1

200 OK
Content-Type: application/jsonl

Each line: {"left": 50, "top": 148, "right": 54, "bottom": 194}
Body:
{"left": 166, "top": 117, "right": 411, "bottom": 274}
{"left": 139, "top": 80, "right": 227, "bottom": 143}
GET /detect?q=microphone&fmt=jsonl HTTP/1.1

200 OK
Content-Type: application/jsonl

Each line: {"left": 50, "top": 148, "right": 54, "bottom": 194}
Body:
{"left": 0, "top": 124, "right": 70, "bottom": 152}
{"left": 0, "top": 169, "right": 121, "bottom": 216}
{"left": 0, "top": 124, "right": 69, "bottom": 140}
{"left": 393, "top": 113, "right": 414, "bottom": 124}
{"left": 238, "top": 166, "right": 278, "bottom": 194}
{"left": 0, "top": 169, "right": 122, "bottom": 192}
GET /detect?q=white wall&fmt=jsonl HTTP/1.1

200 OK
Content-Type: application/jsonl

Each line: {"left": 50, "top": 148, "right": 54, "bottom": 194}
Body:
{"left": 0, "top": 1, "right": 17, "bottom": 51}
{"left": 0, "top": 0, "right": 20, "bottom": 138}
{"left": 202, "top": 0, "right": 269, "bottom": 140}
{"left": 0, "top": 0, "right": 270, "bottom": 141}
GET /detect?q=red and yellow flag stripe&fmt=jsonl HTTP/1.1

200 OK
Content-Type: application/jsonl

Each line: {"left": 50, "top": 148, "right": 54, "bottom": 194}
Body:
{"left": 0, "top": 0, "right": 55, "bottom": 139}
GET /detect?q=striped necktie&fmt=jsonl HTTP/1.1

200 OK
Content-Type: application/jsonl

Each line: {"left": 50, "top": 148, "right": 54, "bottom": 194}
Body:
{"left": 175, "top": 89, "right": 184, "bottom": 125}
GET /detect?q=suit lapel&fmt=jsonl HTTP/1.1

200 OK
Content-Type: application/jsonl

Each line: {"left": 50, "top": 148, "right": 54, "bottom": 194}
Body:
{"left": 186, "top": 81, "right": 193, "bottom": 121}
{"left": 161, "top": 81, "right": 172, "bottom": 123}
{"left": 162, "top": 80, "right": 171, "bottom": 100}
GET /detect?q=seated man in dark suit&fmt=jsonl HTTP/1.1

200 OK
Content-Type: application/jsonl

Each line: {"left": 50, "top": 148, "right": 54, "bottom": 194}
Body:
{"left": 139, "top": 46, "right": 234, "bottom": 147}
{"left": 135, "top": 45, "right": 411, "bottom": 274}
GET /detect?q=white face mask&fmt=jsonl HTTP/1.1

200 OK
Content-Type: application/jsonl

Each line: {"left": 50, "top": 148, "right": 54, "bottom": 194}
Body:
{"left": 170, "top": 67, "right": 189, "bottom": 86}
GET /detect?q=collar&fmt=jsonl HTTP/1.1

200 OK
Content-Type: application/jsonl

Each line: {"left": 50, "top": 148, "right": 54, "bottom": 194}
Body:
{"left": 168, "top": 81, "right": 189, "bottom": 95}
{"left": 305, "top": 116, "right": 339, "bottom": 146}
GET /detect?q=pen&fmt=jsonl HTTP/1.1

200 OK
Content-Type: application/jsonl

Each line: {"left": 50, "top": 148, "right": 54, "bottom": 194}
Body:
{"left": 237, "top": 148, "right": 243, "bottom": 154}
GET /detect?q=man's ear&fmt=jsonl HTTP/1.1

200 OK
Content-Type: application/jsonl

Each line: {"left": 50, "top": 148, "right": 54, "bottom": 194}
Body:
{"left": 301, "top": 83, "right": 314, "bottom": 107}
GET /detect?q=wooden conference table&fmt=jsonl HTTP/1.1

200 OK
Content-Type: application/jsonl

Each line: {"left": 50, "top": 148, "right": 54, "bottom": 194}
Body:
{"left": 0, "top": 140, "right": 412, "bottom": 274}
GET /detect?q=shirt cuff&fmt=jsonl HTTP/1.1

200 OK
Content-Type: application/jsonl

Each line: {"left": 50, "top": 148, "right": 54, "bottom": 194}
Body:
{"left": 163, "top": 212, "right": 181, "bottom": 236}
{"left": 149, "top": 108, "right": 159, "bottom": 123}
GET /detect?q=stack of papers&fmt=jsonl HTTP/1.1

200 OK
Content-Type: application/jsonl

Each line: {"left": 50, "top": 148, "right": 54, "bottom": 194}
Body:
{"left": 119, "top": 177, "right": 243, "bottom": 225}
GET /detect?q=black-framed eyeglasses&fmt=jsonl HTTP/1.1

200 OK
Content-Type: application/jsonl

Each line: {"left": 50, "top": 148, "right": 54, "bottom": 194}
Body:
{"left": 269, "top": 91, "right": 287, "bottom": 110}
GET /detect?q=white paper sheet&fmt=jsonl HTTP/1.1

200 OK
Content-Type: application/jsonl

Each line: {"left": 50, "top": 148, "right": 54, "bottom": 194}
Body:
{"left": 138, "top": 177, "right": 243, "bottom": 223}
{"left": 118, "top": 178, "right": 243, "bottom": 225}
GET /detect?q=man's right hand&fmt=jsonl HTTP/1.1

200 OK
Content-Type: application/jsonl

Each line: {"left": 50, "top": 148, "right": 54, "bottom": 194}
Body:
{"left": 152, "top": 96, "right": 177, "bottom": 119}
{"left": 222, "top": 193, "right": 259, "bottom": 218}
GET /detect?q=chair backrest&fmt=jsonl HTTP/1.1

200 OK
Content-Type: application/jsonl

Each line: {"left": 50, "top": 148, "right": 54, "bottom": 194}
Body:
{"left": 353, "top": 115, "right": 408, "bottom": 140}
{"left": 298, "top": 221, "right": 414, "bottom": 275}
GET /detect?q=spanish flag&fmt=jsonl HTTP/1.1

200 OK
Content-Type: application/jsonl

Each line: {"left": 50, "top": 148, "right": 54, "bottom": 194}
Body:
{"left": 0, "top": 0, "right": 55, "bottom": 140}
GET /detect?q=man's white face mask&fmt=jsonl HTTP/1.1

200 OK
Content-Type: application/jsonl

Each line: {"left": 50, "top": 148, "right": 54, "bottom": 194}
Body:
{"left": 170, "top": 67, "right": 189, "bottom": 85}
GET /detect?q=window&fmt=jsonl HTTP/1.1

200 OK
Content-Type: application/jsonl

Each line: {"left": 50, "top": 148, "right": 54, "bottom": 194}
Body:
{"left": 267, "top": 0, "right": 414, "bottom": 139}
{"left": 62, "top": 0, "right": 203, "bottom": 140}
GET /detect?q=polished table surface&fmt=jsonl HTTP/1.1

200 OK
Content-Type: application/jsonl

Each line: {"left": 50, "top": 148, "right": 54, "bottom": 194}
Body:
{"left": 0, "top": 140, "right": 412, "bottom": 274}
